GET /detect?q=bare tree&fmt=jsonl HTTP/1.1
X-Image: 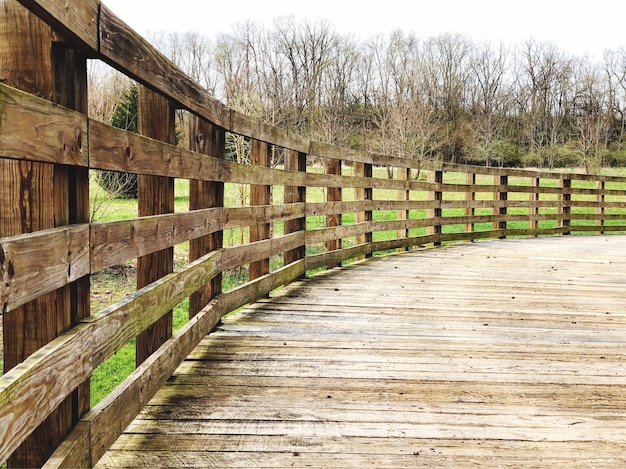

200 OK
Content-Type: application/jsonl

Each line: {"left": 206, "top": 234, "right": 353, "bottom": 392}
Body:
{"left": 515, "top": 40, "right": 576, "bottom": 168}
{"left": 312, "top": 34, "right": 360, "bottom": 146}
{"left": 574, "top": 58, "right": 612, "bottom": 172}
{"left": 87, "top": 62, "right": 132, "bottom": 124}
{"left": 468, "top": 41, "right": 512, "bottom": 166}
{"left": 604, "top": 48, "right": 626, "bottom": 153}
{"left": 422, "top": 33, "right": 473, "bottom": 161}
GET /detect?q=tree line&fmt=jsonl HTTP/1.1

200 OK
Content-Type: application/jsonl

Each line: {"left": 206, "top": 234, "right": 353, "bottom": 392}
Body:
{"left": 89, "top": 18, "right": 626, "bottom": 171}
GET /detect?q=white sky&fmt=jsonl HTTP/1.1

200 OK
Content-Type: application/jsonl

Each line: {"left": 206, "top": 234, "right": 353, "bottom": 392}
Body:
{"left": 103, "top": 0, "right": 624, "bottom": 61}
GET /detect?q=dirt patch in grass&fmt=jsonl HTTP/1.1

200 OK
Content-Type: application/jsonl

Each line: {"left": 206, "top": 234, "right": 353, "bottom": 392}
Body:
{"left": 91, "top": 262, "right": 138, "bottom": 312}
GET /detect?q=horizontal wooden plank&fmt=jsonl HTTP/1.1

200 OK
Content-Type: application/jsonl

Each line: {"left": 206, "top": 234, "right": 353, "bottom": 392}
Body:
{"left": 16, "top": 0, "right": 99, "bottom": 50}
{"left": 566, "top": 212, "right": 626, "bottom": 221}
{"left": 91, "top": 209, "right": 223, "bottom": 272}
{"left": 89, "top": 119, "right": 224, "bottom": 179}
{"left": 216, "top": 260, "right": 306, "bottom": 314}
{"left": 371, "top": 153, "right": 442, "bottom": 171}
{"left": 90, "top": 120, "right": 311, "bottom": 186}
{"left": 224, "top": 203, "right": 305, "bottom": 228}
{"left": 369, "top": 235, "right": 437, "bottom": 252}
{"left": 306, "top": 200, "right": 406, "bottom": 217}
{"left": 0, "top": 83, "right": 87, "bottom": 166}
{"left": 95, "top": 447, "right": 626, "bottom": 468}
{"left": 306, "top": 222, "right": 368, "bottom": 244}
{"left": 371, "top": 176, "right": 412, "bottom": 191}
{"left": 569, "top": 225, "right": 626, "bottom": 233}
{"left": 309, "top": 141, "right": 372, "bottom": 164}
{"left": 305, "top": 172, "right": 370, "bottom": 189}
{"left": 223, "top": 160, "right": 306, "bottom": 186}
{"left": 108, "top": 433, "right": 626, "bottom": 458}
{"left": 221, "top": 233, "right": 305, "bottom": 271}
{"left": 306, "top": 222, "right": 375, "bottom": 245}
{"left": 442, "top": 162, "right": 626, "bottom": 183}
{"left": 0, "top": 324, "right": 93, "bottom": 464}
{"left": 305, "top": 244, "right": 372, "bottom": 271}
{"left": 1, "top": 224, "right": 90, "bottom": 311}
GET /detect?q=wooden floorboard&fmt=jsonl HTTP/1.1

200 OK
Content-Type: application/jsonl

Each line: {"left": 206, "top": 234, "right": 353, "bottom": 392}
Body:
{"left": 96, "top": 235, "right": 626, "bottom": 468}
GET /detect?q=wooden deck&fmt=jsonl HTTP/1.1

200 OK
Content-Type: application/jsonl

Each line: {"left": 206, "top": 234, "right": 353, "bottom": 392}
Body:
{"left": 97, "top": 235, "right": 626, "bottom": 468}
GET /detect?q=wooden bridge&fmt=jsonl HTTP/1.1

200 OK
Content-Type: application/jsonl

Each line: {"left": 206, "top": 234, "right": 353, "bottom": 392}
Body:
{"left": 1, "top": 1, "right": 625, "bottom": 468}
{"left": 95, "top": 235, "right": 626, "bottom": 467}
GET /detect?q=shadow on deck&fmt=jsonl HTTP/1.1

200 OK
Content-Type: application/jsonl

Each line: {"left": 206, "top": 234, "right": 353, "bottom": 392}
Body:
{"left": 97, "top": 235, "right": 626, "bottom": 467}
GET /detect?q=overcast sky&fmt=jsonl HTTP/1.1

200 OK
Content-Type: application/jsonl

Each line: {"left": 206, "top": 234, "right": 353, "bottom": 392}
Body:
{"left": 103, "top": 0, "right": 623, "bottom": 61}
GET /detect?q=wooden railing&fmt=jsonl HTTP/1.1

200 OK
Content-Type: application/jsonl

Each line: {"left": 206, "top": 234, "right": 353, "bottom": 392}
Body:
{"left": 1, "top": 1, "right": 626, "bottom": 467}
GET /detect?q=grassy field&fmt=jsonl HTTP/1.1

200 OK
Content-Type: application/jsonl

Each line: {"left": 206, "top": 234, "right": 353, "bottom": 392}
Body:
{"left": 2, "top": 167, "right": 626, "bottom": 407}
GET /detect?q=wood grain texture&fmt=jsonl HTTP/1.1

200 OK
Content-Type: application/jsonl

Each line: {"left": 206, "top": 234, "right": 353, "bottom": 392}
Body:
{"left": 89, "top": 119, "right": 224, "bottom": 179}
{"left": 16, "top": 0, "right": 98, "bottom": 50}
{"left": 222, "top": 233, "right": 305, "bottom": 271}
{"left": 0, "top": 83, "right": 87, "bottom": 166}
{"left": 97, "top": 235, "right": 626, "bottom": 468}
{"left": 225, "top": 203, "right": 305, "bottom": 228}
{"left": 231, "top": 109, "right": 309, "bottom": 153}
{"left": 1, "top": 224, "right": 90, "bottom": 311}
{"left": 91, "top": 209, "right": 223, "bottom": 272}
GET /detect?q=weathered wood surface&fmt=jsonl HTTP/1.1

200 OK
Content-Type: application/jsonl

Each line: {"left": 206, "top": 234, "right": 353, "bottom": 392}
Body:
{"left": 188, "top": 117, "right": 224, "bottom": 318}
{"left": 0, "top": 83, "right": 87, "bottom": 166}
{"left": 97, "top": 235, "right": 626, "bottom": 468}
{"left": 283, "top": 150, "right": 307, "bottom": 267}
{"left": 0, "top": 224, "right": 90, "bottom": 311}
{"left": 135, "top": 86, "right": 175, "bottom": 367}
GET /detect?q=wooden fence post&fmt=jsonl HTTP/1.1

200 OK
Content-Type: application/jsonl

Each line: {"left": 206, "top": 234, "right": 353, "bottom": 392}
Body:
{"left": 284, "top": 149, "right": 307, "bottom": 269}
{"left": 428, "top": 169, "right": 443, "bottom": 246}
{"left": 559, "top": 178, "right": 571, "bottom": 235}
{"left": 354, "top": 161, "right": 373, "bottom": 259}
{"left": 189, "top": 117, "right": 225, "bottom": 317}
{"left": 494, "top": 174, "right": 508, "bottom": 238}
{"left": 465, "top": 172, "right": 476, "bottom": 238}
{"left": 0, "top": 2, "right": 89, "bottom": 465}
{"left": 249, "top": 139, "right": 272, "bottom": 281}
{"left": 397, "top": 167, "right": 410, "bottom": 250}
{"left": 136, "top": 86, "right": 175, "bottom": 365}
{"left": 326, "top": 158, "right": 342, "bottom": 268}
{"left": 597, "top": 180, "right": 605, "bottom": 234}
{"left": 531, "top": 177, "right": 540, "bottom": 235}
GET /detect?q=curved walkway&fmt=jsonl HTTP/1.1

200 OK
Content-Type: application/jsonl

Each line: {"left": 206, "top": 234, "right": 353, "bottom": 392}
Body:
{"left": 98, "top": 235, "right": 626, "bottom": 467}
